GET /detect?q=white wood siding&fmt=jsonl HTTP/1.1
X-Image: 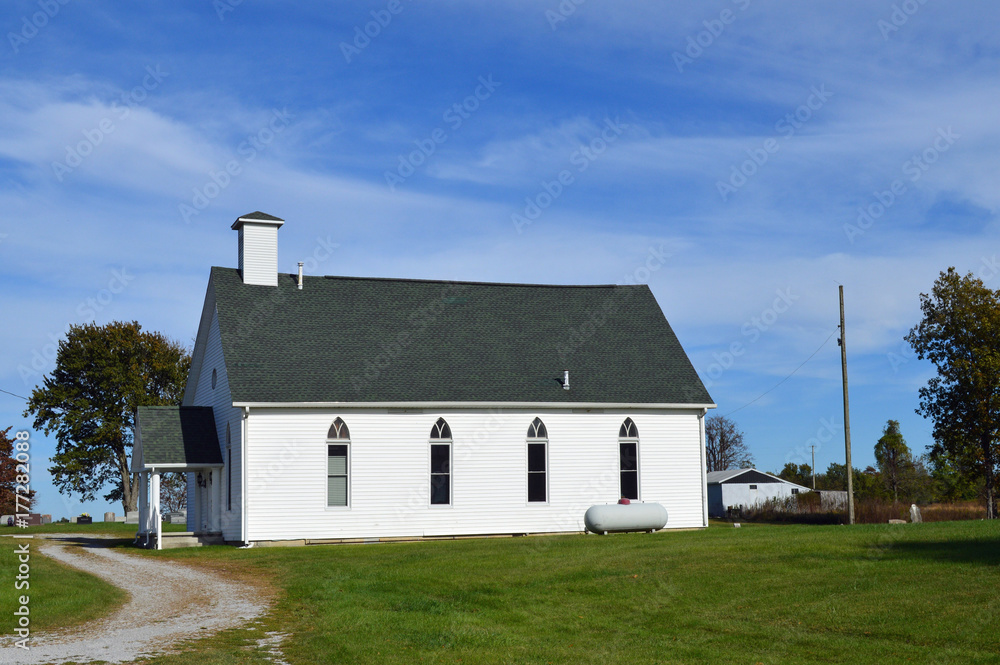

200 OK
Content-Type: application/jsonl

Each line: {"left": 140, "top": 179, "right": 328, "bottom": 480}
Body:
{"left": 715, "top": 482, "right": 804, "bottom": 516}
{"left": 190, "top": 308, "right": 242, "bottom": 540}
{"left": 238, "top": 224, "right": 279, "bottom": 286}
{"left": 243, "top": 408, "right": 705, "bottom": 542}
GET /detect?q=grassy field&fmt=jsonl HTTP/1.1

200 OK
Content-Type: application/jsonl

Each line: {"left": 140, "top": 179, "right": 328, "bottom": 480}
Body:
{"left": 136, "top": 519, "right": 1000, "bottom": 665}
{"left": 0, "top": 522, "right": 184, "bottom": 634}
{"left": 0, "top": 534, "right": 128, "bottom": 634}
{"left": 9, "top": 520, "right": 1000, "bottom": 663}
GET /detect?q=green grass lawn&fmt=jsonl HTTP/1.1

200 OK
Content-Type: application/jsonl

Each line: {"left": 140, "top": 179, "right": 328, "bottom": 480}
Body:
{"left": 2, "top": 521, "right": 187, "bottom": 536}
{"left": 5, "top": 521, "right": 998, "bottom": 663}
{"left": 0, "top": 522, "right": 184, "bottom": 634}
{"left": 0, "top": 534, "right": 128, "bottom": 635}
{"left": 126, "top": 519, "right": 1000, "bottom": 665}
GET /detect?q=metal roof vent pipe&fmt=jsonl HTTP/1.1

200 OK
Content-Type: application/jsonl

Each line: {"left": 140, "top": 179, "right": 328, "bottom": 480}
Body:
{"left": 563, "top": 369, "right": 570, "bottom": 390}
{"left": 297, "top": 262, "right": 304, "bottom": 290}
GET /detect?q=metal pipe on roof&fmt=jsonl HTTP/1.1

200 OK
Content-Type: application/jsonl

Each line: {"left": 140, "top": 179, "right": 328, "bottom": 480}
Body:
{"left": 297, "top": 262, "right": 304, "bottom": 290}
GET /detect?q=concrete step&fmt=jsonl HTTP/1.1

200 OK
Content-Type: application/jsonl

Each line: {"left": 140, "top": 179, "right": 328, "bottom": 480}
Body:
{"left": 140, "top": 532, "right": 225, "bottom": 549}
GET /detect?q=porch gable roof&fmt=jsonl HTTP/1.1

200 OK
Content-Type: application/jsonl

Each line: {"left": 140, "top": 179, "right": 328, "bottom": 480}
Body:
{"left": 133, "top": 406, "right": 223, "bottom": 471}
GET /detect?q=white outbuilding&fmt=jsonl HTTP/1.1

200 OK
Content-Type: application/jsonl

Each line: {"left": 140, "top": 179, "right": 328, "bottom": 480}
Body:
{"left": 134, "top": 212, "right": 717, "bottom": 548}
{"left": 706, "top": 468, "right": 810, "bottom": 517}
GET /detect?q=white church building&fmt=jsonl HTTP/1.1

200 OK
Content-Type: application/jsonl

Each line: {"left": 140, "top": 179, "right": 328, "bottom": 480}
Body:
{"left": 134, "top": 212, "right": 715, "bottom": 548}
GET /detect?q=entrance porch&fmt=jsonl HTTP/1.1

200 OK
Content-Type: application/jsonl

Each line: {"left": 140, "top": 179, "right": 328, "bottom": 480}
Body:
{"left": 133, "top": 406, "right": 224, "bottom": 550}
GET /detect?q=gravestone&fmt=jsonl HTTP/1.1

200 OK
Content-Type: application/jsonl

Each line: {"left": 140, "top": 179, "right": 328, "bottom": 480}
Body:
{"left": 910, "top": 504, "right": 922, "bottom": 523}
{"left": 104, "top": 512, "right": 116, "bottom": 522}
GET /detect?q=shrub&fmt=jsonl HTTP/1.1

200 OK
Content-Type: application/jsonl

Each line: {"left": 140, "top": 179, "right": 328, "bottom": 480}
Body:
{"left": 725, "top": 494, "right": 987, "bottom": 525}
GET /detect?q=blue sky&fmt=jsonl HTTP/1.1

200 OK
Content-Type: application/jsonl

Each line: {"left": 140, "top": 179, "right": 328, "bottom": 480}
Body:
{"left": 2, "top": 1, "right": 998, "bottom": 519}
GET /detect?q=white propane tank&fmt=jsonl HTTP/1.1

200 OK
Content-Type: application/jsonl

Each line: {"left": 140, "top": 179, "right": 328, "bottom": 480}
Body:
{"left": 584, "top": 502, "right": 668, "bottom": 535}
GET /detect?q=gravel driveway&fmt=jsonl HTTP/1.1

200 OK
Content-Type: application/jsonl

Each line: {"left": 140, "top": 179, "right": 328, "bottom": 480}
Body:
{"left": 0, "top": 535, "right": 270, "bottom": 664}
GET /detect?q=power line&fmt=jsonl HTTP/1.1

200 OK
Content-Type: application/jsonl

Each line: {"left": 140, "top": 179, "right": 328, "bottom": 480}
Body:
{"left": 0, "top": 387, "right": 29, "bottom": 401}
{"left": 723, "top": 329, "right": 838, "bottom": 417}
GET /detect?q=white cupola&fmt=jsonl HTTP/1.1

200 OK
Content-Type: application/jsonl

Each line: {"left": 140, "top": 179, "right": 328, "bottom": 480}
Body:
{"left": 231, "top": 211, "right": 284, "bottom": 286}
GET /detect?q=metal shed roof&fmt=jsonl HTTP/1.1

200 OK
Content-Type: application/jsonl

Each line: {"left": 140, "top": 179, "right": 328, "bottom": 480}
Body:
{"left": 706, "top": 468, "right": 810, "bottom": 489}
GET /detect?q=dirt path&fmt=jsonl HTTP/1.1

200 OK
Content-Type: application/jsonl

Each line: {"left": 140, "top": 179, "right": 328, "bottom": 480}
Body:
{"left": 0, "top": 535, "right": 270, "bottom": 664}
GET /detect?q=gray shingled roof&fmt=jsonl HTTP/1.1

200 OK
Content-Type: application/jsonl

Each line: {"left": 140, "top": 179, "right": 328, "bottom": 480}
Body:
{"left": 136, "top": 406, "right": 223, "bottom": 466}
{"left": 211, "top": 266, "right": 714, "bottom": 405}
{"left": 231, "top": 211, "right": 284, "bottom": 229}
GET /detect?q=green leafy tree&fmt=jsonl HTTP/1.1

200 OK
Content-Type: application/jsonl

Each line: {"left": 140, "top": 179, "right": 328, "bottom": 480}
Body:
{"left": 705, "top": 415, "right": 754, "bottom": 472}
{"left": 908, "top": 456, "right": 936, "bottom": 504}
{"left": 905, "top": 268, "right": 1000, "bottom": 518}
{"left": 819, "top": 462, "right": 883, "bottom": 499}
{"left": 1, "top": 427, "right": 36, "bottom": 515}
{"left": 927, "top": 449, "right": 981, "bottom": 503}
{"left": 778, "top": 462, "right": 812, "bottom": 488}
{"left": 874, "top": 420, "right": 913, "bottom": 503}
{"left": 24, "top": 322, "right": 190, "bottom": 513}
{"left": 855, "top": 466, "right": 886, "bottom": 501}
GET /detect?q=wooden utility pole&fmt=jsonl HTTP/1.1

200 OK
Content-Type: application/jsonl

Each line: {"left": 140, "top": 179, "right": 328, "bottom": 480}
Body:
{"left": 839, "top": 285, "right": 855, "bottom": 524}
{"left": 811, "top": 444, "right": 816, "bottom": 489}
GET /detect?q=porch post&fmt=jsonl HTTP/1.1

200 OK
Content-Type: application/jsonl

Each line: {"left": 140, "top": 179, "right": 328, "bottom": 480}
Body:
{"left": 138, "top": 472, "right": 148, "bottom": 535}
{"left": 151, "top": 470, "right": 161, "bottom": 550}
{"left": 211, "top": 469, "right": 222, "bottom": 532}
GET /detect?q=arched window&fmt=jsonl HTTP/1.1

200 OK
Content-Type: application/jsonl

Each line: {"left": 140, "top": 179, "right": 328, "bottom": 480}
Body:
{"left": 327, "top": 418, "right": 350, "bottom": 507}
{"left": 226, "top": 422, "right": 232, "bottom": 511}
{"left": 328, "top": 417, "right": 350, "bottom": 439}
{"left": 618, "top": 418, "right": 639, "bottom": 500}
{"left": 527, "top": 417, "right": 548, "bottom": 503}
{"left": 430, "top": 417, "right": 451, "bottom": 440}
{"left": 527, "top": 417, "right": 547, "bottom": 439}
{"left": 430, "top": 418, "right": 452, "bottom": 505}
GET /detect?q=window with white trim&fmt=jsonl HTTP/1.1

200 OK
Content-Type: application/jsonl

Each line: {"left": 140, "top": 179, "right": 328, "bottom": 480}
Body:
{"left": 618, "top": 418, "right": 639, "bottom": 500}
{"left": 430, "top": 418, "right": 452, "bottom": 505}
{"left": 527, "top": 417, "right": 548, "bottom": 503}
{"left": 327, "top": 417, "right": 350, "bottom": 507}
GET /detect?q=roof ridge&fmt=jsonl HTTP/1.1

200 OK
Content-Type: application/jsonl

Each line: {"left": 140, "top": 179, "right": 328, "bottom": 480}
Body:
{"left": 210, "top": 266, "right": 629, "bottom": 290}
